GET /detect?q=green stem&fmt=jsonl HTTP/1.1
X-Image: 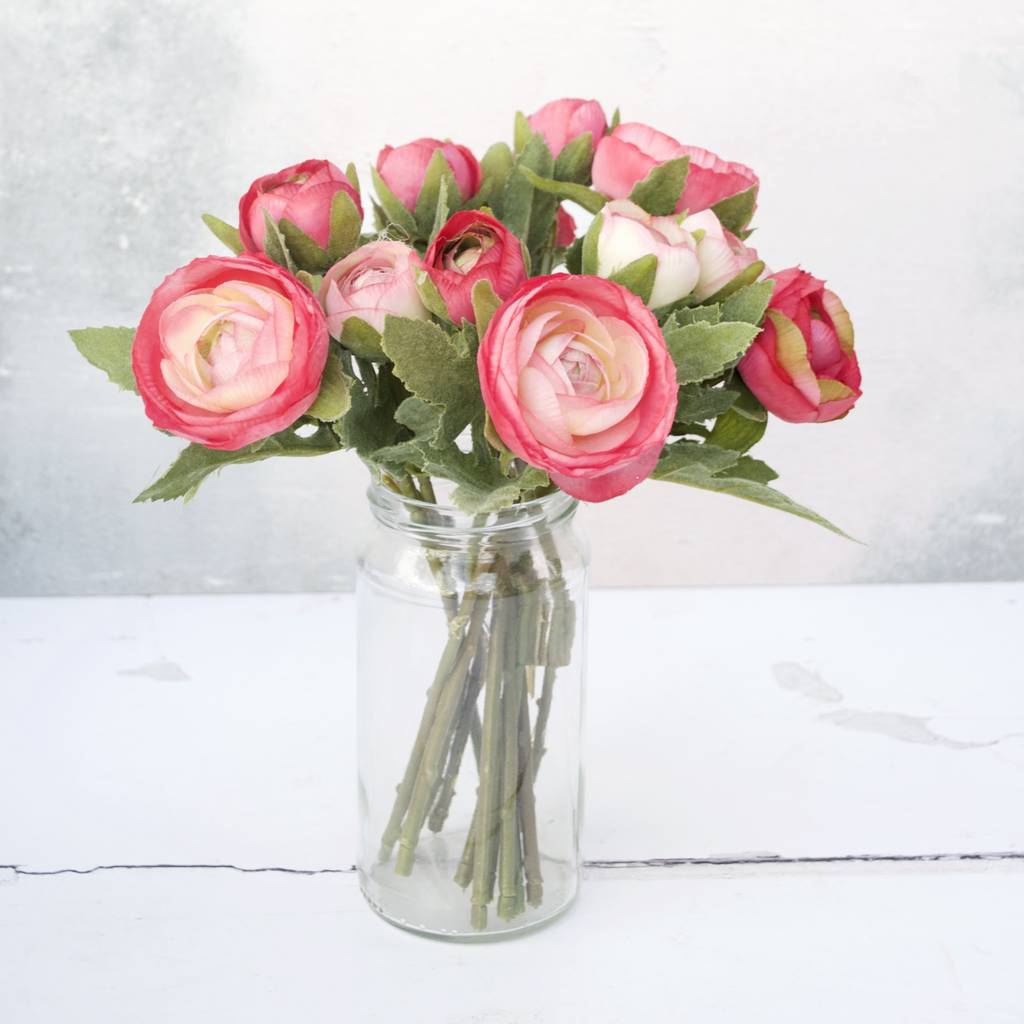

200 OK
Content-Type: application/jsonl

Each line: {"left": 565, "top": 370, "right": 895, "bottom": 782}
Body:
{"left": 497, "top": 621, "right": 525, "bottom": 920}
{"left": 517, "top": 688, "right": 543, "bottom": 907}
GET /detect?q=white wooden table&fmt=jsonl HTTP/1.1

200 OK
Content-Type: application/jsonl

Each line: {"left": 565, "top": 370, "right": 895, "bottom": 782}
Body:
{"left": 2, "top": 584, "right": 1023, "bottom": 1022}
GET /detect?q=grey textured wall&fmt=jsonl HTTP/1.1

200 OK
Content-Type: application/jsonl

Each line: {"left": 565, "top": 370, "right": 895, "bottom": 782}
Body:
{"left": 1, "top": 0, "right": 1022, "bottom": 595}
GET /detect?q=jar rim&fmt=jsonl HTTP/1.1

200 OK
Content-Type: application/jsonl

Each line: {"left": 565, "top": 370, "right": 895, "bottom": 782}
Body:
{"left": 367, "top": 480, "right": 578, "bottom": 535}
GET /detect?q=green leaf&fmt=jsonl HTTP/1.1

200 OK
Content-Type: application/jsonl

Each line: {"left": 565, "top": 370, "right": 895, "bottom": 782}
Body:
{"left": 564, "top": 236, "right": 583, "bottom": 274}
{"left": 516, "top": 167, "right": 606, "bottom": 214}
{"left": 415, "top": 148, "right": 458, "bottom": 239}
{"left": 663, "top": 304, "right": 721, "bottom": 329}
{"left": 725, "top": 376, "right": 767, "bottom": 421}
{"left": 381, "top": 316, "right": 482, "bottom": 442}
{"left": 664, "top": 320, "right": 760, "bottom": 385}
{"left": 69, "top": 327, "right": 137, "bottom": 393}
{"left": 415, "top": 271, "right": 451, "bottom": 322}
{"left": 296, "top": 270, "right": 322, "bottom": 294}
{"left": 608, "top": 254, "right": 658, "bottom": 304}
{"left": 278, "top": 218, "right": 329, "bottom": 273}
{"left": 201, "top": 214, "right": 243, "bottom": 255}
{"left": 701, "top": 260, "right": 766, "bottom": 306}
{"left": 553, "top": 131, "right": 594, "bottom": 184}
{"left": 428, "top": 175, "right": 450, "bottom": 243}
{"left": 628, "top": 157, "right": 689, "bottom": 216}
{"left": 340, "top": 317, "right": 385, "bottom": 360}
{"left": 674, "top": 382, "right": 737, "bottom": 425}
{"left": 514, "top": 110, "right": 533, "bottom": 153}
{"left": 471, "top": 278, "right": 502, "bottom": 334}
{"left": 711, "top": 185, "right": 758, "bottom": 234}
{"left": 370, "top": 166, "right": 419, "bottom": 239}
{"left": 306, "top": 350, "right": 354, "bottom": 422}
{"left": 345, "top": 162, "right": 361, "bottom": 196}
{"left": 135, "top": 422, "right": 341, "bottom": 503}
{"left": 326, "top": 188, "right": 363, "bottom": 262}
{"left": 581, "top": 211, "right": 603, "bottom": 274}
{"left": 609, "top": 107, "right": 621, "bottom": 132}
{"left": 721, "top": 279, "right": 774, "bottom": 325}
{"left": 653, "top": 440, "right": 851, "bottom": 537}
{"left": 333, "top": 364, "right": 406, "bottom": 457}
{"left": 706, "top": 407, "right": 766, "bottom": 452}
{"left": 476, "top": 142, "right": 514, "bottom": 214}
{"left": 260, "top": 212, "right": 296, "bottom": 272}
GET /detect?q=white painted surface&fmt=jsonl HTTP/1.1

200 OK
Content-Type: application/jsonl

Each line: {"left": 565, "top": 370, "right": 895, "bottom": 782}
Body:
{"left": 2, "top": 583, "right": 1021, "bottom": 871}
{"left": 3, "top": 0, "right": 1023, "bottom": 594}
{"left": 2, "top": 861, "right": 1022, "bottom": 1022}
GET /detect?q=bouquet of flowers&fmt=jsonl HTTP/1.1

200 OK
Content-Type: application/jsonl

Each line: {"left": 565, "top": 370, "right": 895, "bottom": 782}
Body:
{"left": 70, "top": 98, "right": 861, "bottom": 933}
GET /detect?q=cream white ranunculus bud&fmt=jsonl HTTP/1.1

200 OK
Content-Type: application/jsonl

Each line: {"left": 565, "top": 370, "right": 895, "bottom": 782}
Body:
{"left": 682, "top": 209, "right": 760, "bottom": 302}
{"left": 594, "top": 199, "right": 700, "bottom": 308}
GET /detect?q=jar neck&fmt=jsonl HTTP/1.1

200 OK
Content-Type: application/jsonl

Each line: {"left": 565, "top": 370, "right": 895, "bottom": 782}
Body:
{"left": 367, "top": 482, "right": 577, "bottom": 545}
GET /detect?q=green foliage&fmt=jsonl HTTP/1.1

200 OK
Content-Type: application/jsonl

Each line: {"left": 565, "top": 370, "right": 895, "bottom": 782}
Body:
{"left": 711, "top": 185, "right": 758, "bottom": 234}
{"left": 514, "top": 111, "right": 533, "bottom": 153}
{"left": 416, "top": 271, "right": 451, "bottom": 322}
{"left": 608, "top": 254, "right": 658, "bottom": 304}
{"left": 581, "top": 211, "right": 603, "bottom": 274}
{"left": 332, "top": 363, "right": 407, "bottom": 458}
{"left": 721, "top": 279, "right": 773, "bottom": 325}
{"left": 471, "top": 279, "right": 502, "bottom": 335}
{"left": 701, "top": 260, "right": 766, "bottom": 305}
{"left": 201, "top": 214, "right": 243, "bottom": 255}
{"left": 370, "top": 166, "right": 418, "bottom": 239}
{"left": 278, "top": 218, "right": 329, "bottom": 273}
{"left": 664, "top": 320, "right": 760, "bottom": 384}
{"left": 477, "top": 142, "right": 515, "bottom": 214}
{"left": 340, "top": 317, "right": 385, "bottom": 360}
{"left": 326, "top": 188, "right": 363, "bottom": 262}
{"left": 516, "top": 168, "right": 607, "bottom": 214}
{"left": 674, "top": 382, "right": 738, "bottom": 425}
{"left": 69, "top": 327, "right": 137, "bottom": 393}
{"left": 260, "top": 212, "right": 296, "bottom": 272}
{"left": 553, "top": 132, "right": 594, "bottom": 184}
{"left": 628, "top": 157, "right": 689, "bottom": 216}
{"left": 415, "top": 149, "right": 458, "bottom": 239}
{"left": 706, "top": 407, "right": 766, "bottom": 452}
{"left": 653, "top": 440, "right": 850, "bottom": 537}
{"left": 135, "top": 422, "right": 341, "bottom": 502}
{"left": 306, "top": 349, "right": 354, "bottom": 423}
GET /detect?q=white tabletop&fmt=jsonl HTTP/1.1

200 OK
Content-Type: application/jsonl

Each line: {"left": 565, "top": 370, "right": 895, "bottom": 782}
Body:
{"left": 2, "top": 583, "right": 1023, "bottom": 1021}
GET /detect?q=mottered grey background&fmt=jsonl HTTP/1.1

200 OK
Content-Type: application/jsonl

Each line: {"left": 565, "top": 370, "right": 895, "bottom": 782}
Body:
{"left": 1, "top": 0, "right": 1021, "bottom": 595}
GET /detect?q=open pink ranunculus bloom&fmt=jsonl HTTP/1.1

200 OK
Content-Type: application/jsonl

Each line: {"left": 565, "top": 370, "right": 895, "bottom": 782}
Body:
{"left": 132, "top": 255, "right": 329, "bottom": 450}
{"left": 318, "top": 240, "right": 428, "bottom": 336}
{"left": 376, "top": 138, "right": 481, "bottom": 211}
{"left": 423, "top": 211, "right": 527, "bottom": 324}
{"left": 527, "top": 98, "right": 607, "bottom": 157}
{"left": 739, "top": 268, "right": 861, "bottom": 423}
{"left": 592, "top": 122, "right": 758, "bottom": 215}
{"left": 478, "top": 275, "right": 678, "bottom": 502}
{"left": 238, "top": 159, "right": 362, "bottom": 253}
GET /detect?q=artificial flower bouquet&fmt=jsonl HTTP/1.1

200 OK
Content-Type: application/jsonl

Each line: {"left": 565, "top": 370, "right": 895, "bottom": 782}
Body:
{"left": 71, "top": 98, "right": 861, "bottom": 935}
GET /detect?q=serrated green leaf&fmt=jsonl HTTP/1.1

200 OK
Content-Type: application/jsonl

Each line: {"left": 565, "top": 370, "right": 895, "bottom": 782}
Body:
{"left": 381, "top": 316, "right": 482, "bottom": 442}
{"left": 327, "top": 188, "right": 363, "bottom": 262}
{"left": 674, "top": 382, "right": 737, "bottom": 425}
{"left": 701, "top": 260, "right": 766, "bottom": 306}
{"left": 706, "top": 407, "right": 766, "bottom": 452}
{"left": 261, "top": 211, "right": 296, "bottom": 272}
{"left": 69, "top": 327, "right": 137, "bottom": 393}
{"left": 135, "top": 423, "right": 341, "bottom": 503}
{"left": 553, "top": 132, "right": 594, "bottom": 184}
{"left": 370, "top": 166, "right": 419, "bottom": 239}
{"left": 333, "top": 361, "right": 407, "bottom": 457}
{"left": 415, "top": 148, "right": 458, "bottom": 239}
{"left": 725, "top": 377, "right": 767, "bottom": 421}
{"left": 711, "top": 185, "right": 758, "bottom": 234}
{"left": 416, "top": 271, "right": 451, "bottom": 322}
{"left": 581, "top": 211, "right": 603, "bottom": 275}
{"left": 721, "top": 279, "right": 774, "bottom": 325}
{"left": 278, "top": 218, "right": 329, "bottom": 273}
{"left": 653, "top": 440, "right": 850, "bottom": 537}
{"left": 340, "top": 317, "right": 385, "bottom": 360}
{"left": 201, "top": 214, "right": 243, "bottom": 255}
{"left": 502, "top": 135, "right": 555, "bottom": 248}
{"left": 306, "top": 350, "right": 354, "bottom": 422}
{"left": 663, "top": 304, "right": 722, "bottom": 330}
{"left": 471, "top": 279, "right": 501, "bottom": 334}
{"left": 629, "top": 157, "right": 689, "bottom": 216}
{"left": 608, "top": 253, "right": 658, "bottom": 304}
{"left": 664, "top": 320, "right": 760, "bottom": 384}
{"left": 514, "top": 110, "right": 533, "bottom": 153}
{"left": 516, "top": 167, "right": 607, "bottom": 214}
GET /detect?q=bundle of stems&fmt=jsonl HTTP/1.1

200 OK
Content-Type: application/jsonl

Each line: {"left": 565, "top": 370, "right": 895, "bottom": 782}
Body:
{"left": 377, "top": 471, "right": 574, "bottom": 930}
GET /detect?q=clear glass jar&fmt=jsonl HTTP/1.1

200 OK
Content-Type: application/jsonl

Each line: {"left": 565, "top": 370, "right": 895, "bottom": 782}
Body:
{"left": 357, "top": 483, "right": 588, "bottom": 939}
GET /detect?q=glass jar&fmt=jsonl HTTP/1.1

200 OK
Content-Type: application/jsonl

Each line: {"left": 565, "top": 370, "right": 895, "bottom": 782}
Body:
{"left": 356, "top": 483, "right": 588, "bottom": 939}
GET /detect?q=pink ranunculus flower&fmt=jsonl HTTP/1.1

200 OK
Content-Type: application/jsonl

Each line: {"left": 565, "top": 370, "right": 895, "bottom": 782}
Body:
{"left": 376, "top": 138, "right": 481, "bottom": 212}
{"left": 595, "top": 199, "right": 700, "bottom": 308}
{"left": 478, "top": 275, "right": 678, "bottom": 502}
{"left": 527, "top": 98, "right": 607, "bottom": 157}
{"left": 132, "top": 255, "right": 329, "bottom": 450}
{"left": 423, "top": 211, "right": 527, "bottom": 325}
{"left": 238, "top": 159, "right": 362, "bottom": 253}
{"left": 592, "top": 122, "right": 758, "bottom": 215}
{"left": 555, "top": 206, "right": 577, "bottom": 248}
{"left": 739, "top": 268, "right": 861, "bottom": 424}
{"left": 318, "top": 240, "right": 428, "bottom": 336}
{"left": 682, "top": 209, "right": 760, "bottom": 301}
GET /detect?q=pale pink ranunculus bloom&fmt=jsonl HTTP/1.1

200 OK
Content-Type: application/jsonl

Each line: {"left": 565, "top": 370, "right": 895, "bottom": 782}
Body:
{"left": 238, "top": 159, "right": 362, "bottom": 253}
{"left": 592, "top": 122, "right": 758, "bottom": 215}
{"left": 132, "top": 255, "right": 329, "bottom": 450}
{"left": 682, "top": 209, "right": 760, "bottom": 301}
{"left": 527, "top": 98, "right": 607, "bottom": 157}
{"left": 478, "top": 275, "right": 678, "bottom": 502}
{"left": 376, "top": 138, "right": 481, "bottom": 211}
{"left": 595, "top": 199, "right": 700, "bottom": 308}
{"left": 318, "top": 240, "right": 428, "bottom": 336}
